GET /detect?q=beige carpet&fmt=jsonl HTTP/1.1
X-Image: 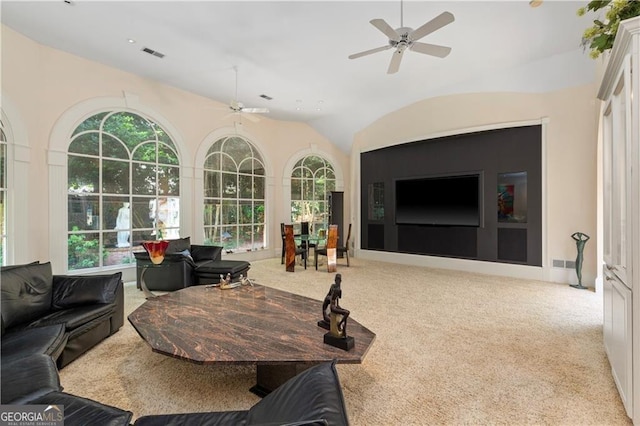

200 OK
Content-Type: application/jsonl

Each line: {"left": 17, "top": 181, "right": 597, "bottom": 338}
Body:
{"left": 59, "top": 258, "right": 631, "bottom": 425}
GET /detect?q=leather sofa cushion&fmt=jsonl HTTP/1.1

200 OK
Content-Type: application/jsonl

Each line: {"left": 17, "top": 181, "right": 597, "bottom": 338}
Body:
{"left": 245, "top": 362, "right": 349, "bottom": 426}
{"left": 191, "top": 245, "right": 223, "bottom": 262}
{"left": 134, "top": 411, "right": 248, "bottom": 426}
{"left": 1, "top": 324, "right": 68, "bottom": 363}
{"left": 195, "top": 260, "right": 250, "bottom": 277}
{"left": 30, "top": 303, "right": 114, "bottom": 331}
{"left": 52, "top": 272, "right": 122, "bottom": 308}
{"left": 30, "top": 391, "right": 133, "bottom": 426}
{"left": 1, "top": 262, "right": 54, "bottom": 329}
{"left": 166, "top": 237, "right": 191, "bottom": 254}
{"left": 1, "top": 353, "right": 61, "bottom": 404}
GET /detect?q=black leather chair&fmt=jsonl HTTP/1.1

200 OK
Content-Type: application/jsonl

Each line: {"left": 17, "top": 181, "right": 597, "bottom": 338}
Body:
{"left": 316, "top": 223, "right": 351, "bottom": 270}
{"left": 135, "top": 237, "right": 250, "bottom": 290}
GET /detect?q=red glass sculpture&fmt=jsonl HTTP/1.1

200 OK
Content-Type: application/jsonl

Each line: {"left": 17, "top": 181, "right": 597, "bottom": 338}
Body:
{"left": 141, "top": 240, "right": 169, "bottom": 265}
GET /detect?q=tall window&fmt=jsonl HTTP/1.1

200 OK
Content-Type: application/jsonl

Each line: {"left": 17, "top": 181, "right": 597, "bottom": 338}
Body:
{"left": 203, "top": 136, "right": 265, "bottom": 251}
{"left": 0, "top": 120, "right": 7, "bottom": 266}
{"left": 67, "top": 111, "right": 180, "bottom": 271}
{"left": 290, "top": 155, "right": 335, "bottom": 234}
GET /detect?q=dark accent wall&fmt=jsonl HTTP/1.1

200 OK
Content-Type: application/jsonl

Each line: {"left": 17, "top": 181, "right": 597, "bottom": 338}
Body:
{"left": 360, "top": 125, "right": 542, "bottom": 266}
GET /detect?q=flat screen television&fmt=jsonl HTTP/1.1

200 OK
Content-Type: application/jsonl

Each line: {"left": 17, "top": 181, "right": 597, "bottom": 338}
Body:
{"left": 395, "top": 174, "right": 481, "bottom": 226}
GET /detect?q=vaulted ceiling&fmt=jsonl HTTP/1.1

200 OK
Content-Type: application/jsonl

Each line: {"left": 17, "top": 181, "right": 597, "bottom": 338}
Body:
{"left": 1, "top": 1, "right": 598, "bottom": 152}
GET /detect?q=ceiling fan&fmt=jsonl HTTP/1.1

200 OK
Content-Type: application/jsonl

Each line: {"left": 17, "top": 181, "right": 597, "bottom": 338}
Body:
{"left": 225, "top": 66, "right": 269, "bottom": 123}
{"left": 348, "top": 2, "right": 454, "bottom": 74}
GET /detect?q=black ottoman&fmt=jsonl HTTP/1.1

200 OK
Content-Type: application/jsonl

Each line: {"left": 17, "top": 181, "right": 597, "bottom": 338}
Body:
{"left": 193, "top": 260, "right": 250, "bottom": 285}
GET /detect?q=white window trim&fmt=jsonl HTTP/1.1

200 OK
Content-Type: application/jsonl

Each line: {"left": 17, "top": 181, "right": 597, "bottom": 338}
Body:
{"left": 49, "top": 96, "right": 190, "bottom": 274}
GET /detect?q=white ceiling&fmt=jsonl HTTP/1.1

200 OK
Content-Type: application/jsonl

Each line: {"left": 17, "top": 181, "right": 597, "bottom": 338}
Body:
{"left": 1, "top": 1, "right": 599, "bottom": 152}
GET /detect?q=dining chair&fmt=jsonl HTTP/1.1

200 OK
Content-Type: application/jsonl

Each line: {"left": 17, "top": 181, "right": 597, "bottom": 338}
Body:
{"left": 284, "top": 224, "right": 306, "bottom": 271}
{"left": 315, "top": 223, "right": 351, "bottom": 270}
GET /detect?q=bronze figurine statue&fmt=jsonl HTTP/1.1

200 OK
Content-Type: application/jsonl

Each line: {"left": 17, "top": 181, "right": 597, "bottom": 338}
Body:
{"left": 319, "top": 274, "right": 354, "bottom": 351}
{"left": 570, "top": 232, "right": 590, "bottom": 289}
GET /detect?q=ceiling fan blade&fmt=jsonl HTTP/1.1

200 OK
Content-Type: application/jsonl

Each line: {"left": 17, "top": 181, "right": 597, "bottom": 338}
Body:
{"left": 370, "top": 18, "right": 400, "bottom": 41}
{"left": 409, "top": 11, "right": 455, "bottom": 42}
{"left": 348, "top": 45, "right": 392, "bottom": 60}
{"left": 387, "top": 48, "right": 405, "bottom": 74}
{"left": 241, "top": 107, "right": 269, "bottom": 113}
{"left": 410, "top": 42, "right": 451, "bottom": 58}
{"left": 242, "top": 113, "right": 260, "bottom": 123}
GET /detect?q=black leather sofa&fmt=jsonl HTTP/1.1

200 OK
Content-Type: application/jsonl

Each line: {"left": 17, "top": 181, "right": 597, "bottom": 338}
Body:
{"left": 134, "top": 237, "right": 250, "bottom": 291}
{"left": 1, "top": 262, "right": 351, "bottom": 425}
{"left": 1, "top": 261, "right": 133, "bottom": 425}
{"left": 1, "top": 261, "right": 124, "bottom": 368}
{"left": 133, "top": 361, "right": 350, "bottom": 426}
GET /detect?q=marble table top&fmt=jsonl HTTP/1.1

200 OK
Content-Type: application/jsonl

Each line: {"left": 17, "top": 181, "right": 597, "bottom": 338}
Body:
{"left": 128, "top": 284, "right": 376, "bottom": 365}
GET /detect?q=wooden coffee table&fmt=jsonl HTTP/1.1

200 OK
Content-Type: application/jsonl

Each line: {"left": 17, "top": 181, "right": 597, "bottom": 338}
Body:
{"left": 128, "top": 284, "right": 376, "bottom": 396}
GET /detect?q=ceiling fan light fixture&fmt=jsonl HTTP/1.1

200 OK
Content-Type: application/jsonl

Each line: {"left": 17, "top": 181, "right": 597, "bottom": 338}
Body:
{"left": 529, "top": 0, "right": 543, "bottom": 8}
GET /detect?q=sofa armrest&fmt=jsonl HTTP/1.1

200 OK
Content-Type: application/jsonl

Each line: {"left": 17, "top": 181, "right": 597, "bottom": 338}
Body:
{"left": 52, "top": 272, "right": 122, "bottom": 309}
{"left": 190, "top": 245, "right": 223, "bottom": 262}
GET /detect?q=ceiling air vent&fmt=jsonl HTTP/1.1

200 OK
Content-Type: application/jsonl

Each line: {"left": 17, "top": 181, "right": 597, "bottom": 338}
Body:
{"left": 259, "top": 94, "right": 273, "bottom": 101}
{"left": 141, "top": 47, "right": 165, "bottom": 58}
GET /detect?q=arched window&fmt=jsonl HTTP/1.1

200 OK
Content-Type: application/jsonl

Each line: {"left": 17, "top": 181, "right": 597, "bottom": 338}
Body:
{"left": 203, "top": 136, "right": 265, "bottom": 251}
{"left": 0, "top": 120, "right": 7, "bottom": 265}
{"left": 67, "top": 111, "right": 180, "bottom": 271}
{"left": 290, "top": 155, "right": 335, "bottom": 234}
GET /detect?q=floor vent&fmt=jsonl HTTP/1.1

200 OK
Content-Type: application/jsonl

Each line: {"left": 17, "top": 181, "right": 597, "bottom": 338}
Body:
{"left": 141, "top": 47, "right": 165, "bottom": 58}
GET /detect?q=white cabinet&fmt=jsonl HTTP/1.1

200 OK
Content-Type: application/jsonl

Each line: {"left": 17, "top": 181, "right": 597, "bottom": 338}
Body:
{"left": 597, "top": 16, "right": 639, "bottom": 422}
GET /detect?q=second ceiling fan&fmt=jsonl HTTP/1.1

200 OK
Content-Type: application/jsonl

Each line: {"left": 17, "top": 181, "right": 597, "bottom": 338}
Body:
{"left": 349, "top": 2, "right": 455, "bottom": 74}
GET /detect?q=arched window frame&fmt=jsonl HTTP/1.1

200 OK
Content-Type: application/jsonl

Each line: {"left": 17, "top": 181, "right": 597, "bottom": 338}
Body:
{"left": 49, "top": 96, "right": 191, "bottom": 275}
{"left": 290, "top": 154, "right": 336, "bottom": 235}
{"left": 66, "top": 110, "right": 181, "bottom": 271}
{"left": 202, "top": 135, "right": 267, "bottom": 251}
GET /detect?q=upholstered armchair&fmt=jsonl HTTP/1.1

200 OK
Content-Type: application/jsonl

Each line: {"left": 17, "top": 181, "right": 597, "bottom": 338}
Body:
{"left": 134, "top": 237, "right": 222, "bottom": 291}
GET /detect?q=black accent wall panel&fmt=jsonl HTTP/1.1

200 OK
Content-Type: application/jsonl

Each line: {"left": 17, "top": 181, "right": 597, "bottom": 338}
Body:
{"left": 360, "top": 125, "right": 542, "bottom": 266}
{"left": 498, "top": 228, "right": 528, "bottom": 262}
{"left": 367, "top": 224, "right": 385, "bottom": 250}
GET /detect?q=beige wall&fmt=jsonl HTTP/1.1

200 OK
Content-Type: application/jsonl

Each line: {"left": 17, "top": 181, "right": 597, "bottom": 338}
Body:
{"left": 352, "top": 86, "right": 600, "bottom": 285}
{"left": 2, "top": 23, "right": 600, "bottom": 285}
{"left": 1, "top": 25, "right": 349, "bottom": 274}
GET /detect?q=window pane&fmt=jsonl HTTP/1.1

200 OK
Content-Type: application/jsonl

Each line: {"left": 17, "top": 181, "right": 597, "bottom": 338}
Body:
{"left": 102, "top": 197, "right": 129, "bottom": 230}
{"left": 291, "top": 178, "right": 302, "bottom": 200}
{"left": 132, "top": 197, "right": 155, "bottom": 229}
{"left": 221, "top": 225, "right": 236, "bottom": 250}
{"left": 291, "top": 201, "right": 303, "bottom": 223}
{"left": 239, "top": 201, "right": 252, "bottom": 224}
{"left": 314, "top": 178, "right": 326, "bottom": 200}
{"left": 239, "top": 174, "right": 252, "bottom": 199}
{"left": 204, "top": 170, "right": 220, "bottom": 197}
{"left": 157, "top": 165, "right": 179, "bottom": 195}
{"left": 102, "top": 159, "right": 130, "bottom": 194}
{"left": 155, "top": 197, "right": 180, "bottom": 236}
{"left": 226, "top": 138, "right": 252, "bottom": 163}
{"left": 103, "top": 112, "right": 155, "bottom": 152}
{"left": 132, "top": 230, "right": 155, "bottom": 246}
{"left": 204, "top": 226, "right": 219, "bottom": 245}
{"left": 326, "top": 169, "right": 335, "bottom": 179}
{"left": 69, "top": 132, "right": 99, "bottom": 156}
{"left": 133, "top": 163, "right": 154, "bottom": 194}
{"left": 204, "top": 152, "right": 221, "bottom": 170}
{"left": 239, "top": 158, "right": 253, "bottom": 174}
{"left": 254, "top": 159, "right": 265, "bottom": 176}
{"left": 68, "top": 195, "right": 99, "bottom": 231}
{"left": 238, "top": 225, "right": 252, "bottom": 250}
{"left": 253, "top": 225, "right": 265, "bottom": 249}
{"left": 0, "top": 143, "right": 5, "bottom": 188}
{"left": 303, "top": 178, "right": 314, "bottom": 200}
{"left": 292, "top": 167, "right": 302, "bottom": 178}
{"left": 204, "top": 200, "right": 221, "bottom": 226}
{"left": 72, "top": 112, "right": 108, "bottom": 136}
{"left": 102, "top": 134, "right": 129, "bottom": 159}
{"left": 158, "top": 143, "right": 179, "bottom": 165}
{"left": 254, "top": 176, "right": 265, "bottom": 199}
{"left": 68, "top": 155, "right": 98, "bottom": 194}
{"left": 132, "top": 141, "right": 157, "bottom": 162}
{"left": 222, "top": 199, "right": 237, "bottom": 224}
{"left": 68, "top": 232, "right": 100, "bottom": 270}
{"left": 104, "top": 235, "right": 134, "bottom": 267}
{"left": 326, "top": 179, "right": 336, "bottom": 192}
{"left": 222, "top": 173, "right": 237, "bottom": 198}
{"left": 221, "top": 154, "right": 237, "bottom": 172}
{"left": 254, "top": 203, "right": 265, "bottom": 223}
